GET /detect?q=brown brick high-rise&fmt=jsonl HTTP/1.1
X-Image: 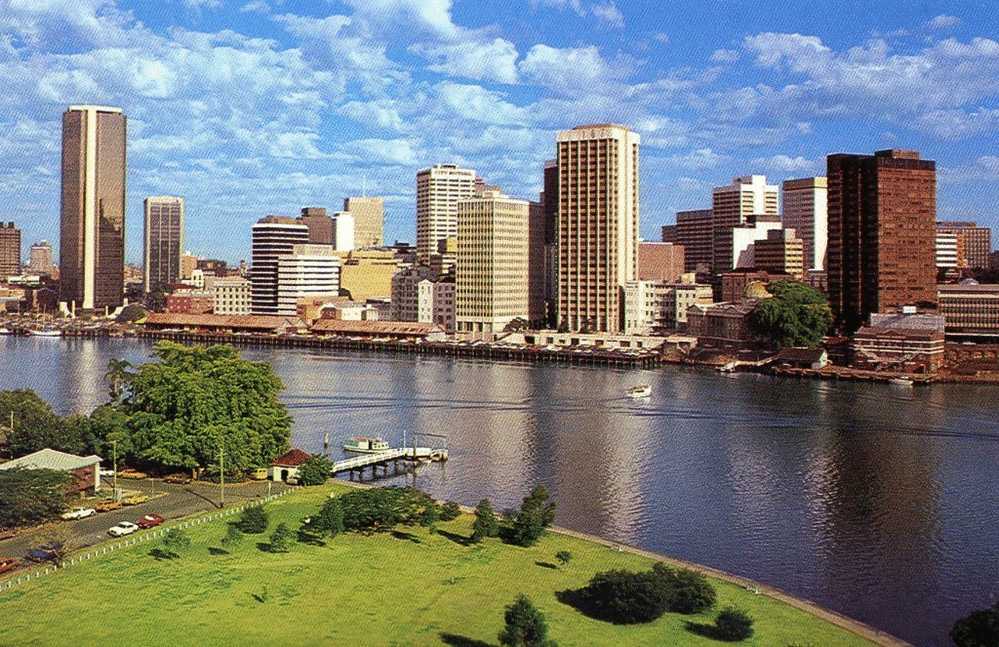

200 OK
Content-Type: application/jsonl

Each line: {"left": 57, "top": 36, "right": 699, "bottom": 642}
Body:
{"left": 827, "top": 149, "right": 936, "bottom": 332}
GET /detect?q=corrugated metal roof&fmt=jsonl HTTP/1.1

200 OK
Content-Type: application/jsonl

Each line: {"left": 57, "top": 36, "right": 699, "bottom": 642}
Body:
{"left": 0, "top": 448, "right": 102, "bottom": 471}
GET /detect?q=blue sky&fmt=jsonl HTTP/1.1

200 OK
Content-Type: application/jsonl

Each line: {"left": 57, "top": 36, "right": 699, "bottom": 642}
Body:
{"left": 1, "top": 0, "right": 997, "bottom": 264}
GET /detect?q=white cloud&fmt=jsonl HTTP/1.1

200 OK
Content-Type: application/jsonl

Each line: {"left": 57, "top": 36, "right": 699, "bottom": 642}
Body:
{"left": 415, "top": 37, "right": 519, "bottom": 84}
{"left": 348, "top": 138, "right": 419, "bottom": 166}
{"left": 667, "top": 148, "right": 726, "bottom": 170}
{"left": 0, "top": 0, "right": 145, "bottom": 48}
{"left": 927, "top": 15, "right": 960, "bottom": 30}
{"left": 435, "top": 82, "right": 528, "bottom": 125}
{"left": 710, "top": 48, "right": 739, "bottom": 63}
{"left": 338, "top": 99, "right": 405, "bottom": 131}
{"left": 519, "top": 44, "right": 631, "bottom": 93}
{"left": 750, "top": 154, "right": 817, "bottom": 173}
{"left": 240, "top": 1, "right": 270, "bottom": 14}
{"left": 591, "top": 2, "right": 624, "bottom": 28}
{"left": 530, "top": 0, "right": 585, "bottom": 17}
{"left": 342, "top": 0, "right": 460, "bottom": 39}
{"left": 182, "top": 0, "right": 221, "bottom": 9}
{"left": 653, "top": 33, "right": 670, "bottom": 45}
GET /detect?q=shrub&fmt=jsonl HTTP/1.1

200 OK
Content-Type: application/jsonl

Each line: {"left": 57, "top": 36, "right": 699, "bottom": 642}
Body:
{"left": 303, "top": 497, "right": 345, "bottom": 538}
{"left": 161, "top": 528, "right": 191, "bottom": 557}
{"left": 221, "top": 524, "right": 243, "bottom": 548}
{"left": 419, "top": 503, "right": 440, "bottom": 532}
{"left": 498, "top": 594, "right": 557, "bottom": 647}
{"left": 338, "top": 487, "right": 437, "bottom": 532}
{"left": 269, "top": 522, "right": 292, "bottom": 553}
{"left": 555, "top": 551, "right": 572, "bottom": 567}
{"left": 714, "top": 607, "right": 754, "bottom": 641}
{"left": 440, "top": 501, "right": 461, "bottom": 521}
{"left": 951, "top": 602, "right": 999, "bottom": 647}
{"left": 508, "top": 485, "right": 556, "bottom": 547}
{"left": 567, "top": 564, "right": 716, "bottom": 624}
{"left": 471, "top": 499, "right": 500, "bottom": 542}
{"left": 654, "top": 564, "right": 716, "bottom": 614}
{"left": 237, "top": 506, "right": 269, "bottom": 534}
{"left": 296, "top": 455, "right": 333, "bottom": 486}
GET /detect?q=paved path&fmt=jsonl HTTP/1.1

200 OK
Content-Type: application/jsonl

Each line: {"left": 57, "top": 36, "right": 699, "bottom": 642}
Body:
{"left": 0, "top": 479, "right": 290, "bottom": 562}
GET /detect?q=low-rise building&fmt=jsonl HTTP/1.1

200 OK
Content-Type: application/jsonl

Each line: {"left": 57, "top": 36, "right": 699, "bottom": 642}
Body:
{"left": 720, "top": 270, "right": 793, "bottom": 303}
{"left": 310, "top": 319, "right": 446, "bottom": 341}
{"left": 269, "top": 448, "right": 312, "bottom": 483}
{"left": 851, "top": 327, "right": 945, "bottom": 373}
{"left": 771, "top": 347, "right": 829, "bottom": 370}
{"left": 623, "top": 279, "right": 713, "bottom": 335}
{"left": 143, "top": 313, "right": 306, "bottom": 334}
{"left": 165, "top": 289, "right": 214, "bottom": 314}
{"left": 686, "top": 302, "right": 758, "bottom": 350}
{"left": 0, "top": 448, "right": 102, "bottom": 494}
{"left": 320, "top": 301, "right": 380, "bottom": 321}
{"left": 213, "top": 277, "right": 252, "bottom": 315}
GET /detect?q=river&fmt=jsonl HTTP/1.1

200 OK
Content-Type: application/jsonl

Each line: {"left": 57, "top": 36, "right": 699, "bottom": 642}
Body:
{"left": 1, "top": 336, "right": 997, "bottom": 645}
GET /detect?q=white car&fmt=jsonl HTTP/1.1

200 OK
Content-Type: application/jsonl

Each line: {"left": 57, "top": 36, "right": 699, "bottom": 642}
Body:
{"left": 61, "top": 508, "right": 97, "bottom": 521}
{"left": 108, "top": 521, "right": 139, "bottom": 537}
{"left": 99, "top": 468, "right": 115, "bottom": 478}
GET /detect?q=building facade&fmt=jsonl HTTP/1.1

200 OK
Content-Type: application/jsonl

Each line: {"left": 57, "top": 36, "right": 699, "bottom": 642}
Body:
{"left": 416, "top": 164, "right": 477, "bottom": 263}
{"left": 754, "top": 228, "right": 805, "bottom": 279}
{"left": 59, "top": 105, "right": 126, "bottom": 312}
{"left": 936, "top": 221, "right": 992, "bottom": 270}
{"left": 781, "top": 177, "right": 827, "bottom": 271}
{"left": 0, "top": 222, "right": 20, "bottom": 277}
{"left": 27, "top": 241, "right": 54, "bottom": 276}
{"left": 937, "top": 282, "right": 999, "bottom": 340}
{"left": 298, "top": 207, "right": 333, "bottom": 245}
{"left": 456, "top": 190, "right": 530, "bottom": 335}
{"left": 250, "top": 216, "right": 310, "bottom": 315}
{"left": 674, "top": 209, "right": 713, "bottom": 273}
{"left": 935, "top": 232, "right": 959, "bottom": 269}
{"left": 623, "top": 279, "right": 713, "bottom": 335}
{"left": 212, "top": 277, "right": 252, "bottom": 315}
{"left": 276, "top": 244, "right": 341, "bottom": 316}
{"left": 391, "top": 266, "right": 435, "bottom": 321}
{"left": 712, "top": 176, "right": 778, "bottom": 272}
{"left": 556, "top": 124, "right": 640, "bottom": 333}
{"left": 332, "top": 212, "right": 355, "bottom": 252}
{"left": 343, "top": 197, "right": 384, "bottom": 248}
{"left": 638, "top": 242, "right": 685, "bottom": 282}
{"left": 143, "top": 196, "right": 184, "bottom": 293}
{"left": 827, "top": 149, "right": 937, "bottom": 332}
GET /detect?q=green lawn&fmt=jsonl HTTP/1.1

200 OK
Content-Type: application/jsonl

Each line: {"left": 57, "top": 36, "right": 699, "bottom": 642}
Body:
{"left": 0, "top": 484, "right": 873, "bottom": 647}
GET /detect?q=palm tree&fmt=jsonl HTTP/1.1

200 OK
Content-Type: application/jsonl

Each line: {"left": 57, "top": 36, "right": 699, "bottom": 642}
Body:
{"left": 104, "top": 359, "right": 134, "bottom": 403}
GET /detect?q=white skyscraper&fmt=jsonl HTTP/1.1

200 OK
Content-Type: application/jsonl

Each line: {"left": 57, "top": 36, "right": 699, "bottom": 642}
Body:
{"left": 251, "top": 216, "right": 310, "bottom": 315}
{"left": 782, "top": 177, "right": 828, "bottom": 271}
{"left": 332, "top": 212, "right": 355, "bottom": 252}
{"left": 416, "top": 164, "right": 477, "bottom": 263}
{"left": 276, "top": 244, "right": 341, "bottom": 316}
{"left": 712, "top": 175, "right": 779, "bottom": 272}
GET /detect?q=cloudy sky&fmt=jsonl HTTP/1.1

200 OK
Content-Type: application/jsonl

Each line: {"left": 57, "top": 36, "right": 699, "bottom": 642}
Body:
{"left": 1, "top": 0, "right": 997, "bottom": 264}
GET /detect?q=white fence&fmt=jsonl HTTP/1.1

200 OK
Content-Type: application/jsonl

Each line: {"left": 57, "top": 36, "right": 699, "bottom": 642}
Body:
{"left": 0, "top": 489, "right": 292, "bottom": 594}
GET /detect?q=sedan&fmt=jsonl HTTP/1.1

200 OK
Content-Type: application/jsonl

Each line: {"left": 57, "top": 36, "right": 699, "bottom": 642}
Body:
{"left": 26, "top": 544, "right": 62, "bottom": 563}
{"left": 136, "top": 514, "right": 164, "bottom": 529}
{"left": 108, "top": 521, "right": 139, "bottom": 537}
{"left": 0, "top": 557, "right": 19, "bottom": 574}
{"left": 60, "top": 507, "right": 97, "bottom": 521}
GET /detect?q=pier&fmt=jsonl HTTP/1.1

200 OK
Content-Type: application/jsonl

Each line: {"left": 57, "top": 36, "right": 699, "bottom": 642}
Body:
{"left": 331, "top": 442, "right": 449, "bottom": 481}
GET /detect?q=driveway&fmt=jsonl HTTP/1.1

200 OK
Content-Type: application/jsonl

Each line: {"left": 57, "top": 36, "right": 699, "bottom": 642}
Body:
{"left": 0, "top": 478, "right": 292, "bottom": 565}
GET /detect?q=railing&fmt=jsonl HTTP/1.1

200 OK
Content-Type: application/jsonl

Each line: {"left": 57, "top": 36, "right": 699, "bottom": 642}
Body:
{"left": 331, "top": 449, "right": 409, "bottom": 473}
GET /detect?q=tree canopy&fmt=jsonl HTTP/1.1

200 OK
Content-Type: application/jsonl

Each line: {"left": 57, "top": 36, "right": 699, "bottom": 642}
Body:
{"left": 508, "top": 485, "right": 556, "bottom": 547}
{"left": 0, "top": 389, "right": 76, "bottom": 457}
{"left": 498, "top": 595, "right": 557, "bottom": 647}
{"left": 0, "top": 467, "right": 70, "bottom": 528}
{"left": 748, "top": 281, "right": 833, "bottom": 349}
{"left": 951, "top": 602, "right": 999, "bottom": 647}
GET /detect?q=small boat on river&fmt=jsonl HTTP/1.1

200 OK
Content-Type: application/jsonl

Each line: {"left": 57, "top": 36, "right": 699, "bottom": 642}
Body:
{"left": 343, "top": 436, "right": 391, "bottom": 454}
{"left": 626, "top": 385, "right": 652, "bottom": 399}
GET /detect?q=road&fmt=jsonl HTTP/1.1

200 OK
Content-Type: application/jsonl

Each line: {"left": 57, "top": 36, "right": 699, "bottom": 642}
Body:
{"left": 0, "top": 478, "right": 292, "bottom": 565}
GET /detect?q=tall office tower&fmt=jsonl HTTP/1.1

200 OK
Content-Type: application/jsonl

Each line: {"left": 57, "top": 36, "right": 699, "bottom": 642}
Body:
{"left": 936, "top": 221, "right": 992, "bottom": 269}
{"left": 143, "top": 196, "right": 184, "bottom": 293}
{"left": 0, "top": 222, "right": 20, "bottom": 277}
{"left": 542, "top": 159, "right": 558, "bottom": 325}
{"left": 935, "top": 232, "right": 958, "bottom": 269}
{"left": 528, "top": 200, "right": 547, "bottom": 326}
{"left": 28, "top": 240, "right": 54, "bottom": 275}
{"left": 343, "top": 197, "right": 384, "bottom": 248}
{"left": 332, "top": 212, "right": 355, "bottom": 252}
{"left": 661, "top": 225, "right": 678, "bottom": 243}
{"left": 754, "top": 228, "right": 805, "bottom": 279}
{"left": 250, "top": 216, "right": 309, "bottom": 315}
{"left": 276, "top": 244, "right": 340, "bottom": 316}
{"left": 827, "top": 149, "right": 937, "bottom": 332}
{"left": 674, "top": 209, "right": 713, "bottom": 272}
{"left": 298, "top": 207, "right": 333, "bottom": 245}
{"left": 59, "top": 105, "right": 126, "bottom": 312}
{"left": 455, "top": 190, "right": 530, "bottom": 335}
{"left": 556, "top": 124, "right": 640, "bottom": 333}
{"left": 712, "top": 176, "right": 778, "bottom": 272}
{"left": 782, "top": 177, "right": 827, "bottom": 271}
{"left": 416, "top": 164, "right": 476, "bottom": 263}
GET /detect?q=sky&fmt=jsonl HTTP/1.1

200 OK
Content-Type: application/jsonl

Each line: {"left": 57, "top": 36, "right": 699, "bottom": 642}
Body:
{"left": 1, "top": 0, "right": 997, "bottom": 264}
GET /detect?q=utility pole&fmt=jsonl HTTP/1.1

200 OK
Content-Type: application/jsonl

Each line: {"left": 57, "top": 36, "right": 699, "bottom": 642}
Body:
{"left": 219, "top": 436, "right": 225, "bottom": 509}
{"left": 112, "top": 439, "right": 118, "bottom": 501}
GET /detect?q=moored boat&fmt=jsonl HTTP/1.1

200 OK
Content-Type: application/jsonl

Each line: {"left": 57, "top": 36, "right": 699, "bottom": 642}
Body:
{"left": 343, "top": 436, "right": 391, "bottom": 453}
{"left": 889, "top": 377, "right": 914, "bottom": 387}
{"left": 30, "top": 329, "right": 62, "bottom": 337}
{"left": 626, "top": 384, "right": 652, "bottom": 399}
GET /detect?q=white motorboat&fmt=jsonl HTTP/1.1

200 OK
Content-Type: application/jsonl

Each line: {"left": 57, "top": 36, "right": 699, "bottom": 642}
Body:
{"left": 889, "top": 377, "right": 914, "bottom": 387}
{"left": 30, "top": 329, "right": 62, "bottom": 337}
{"left": 626, "top": 385, "right": 652, "bottom": 399}
{"left": 343, "top": 436, "right": 391, "bottom": 454}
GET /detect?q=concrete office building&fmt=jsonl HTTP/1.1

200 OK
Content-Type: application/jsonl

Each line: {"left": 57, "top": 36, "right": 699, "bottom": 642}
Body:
{"left": 754, "top": 228, "right": 805, "bottom": 279}
{"left": 712, "top": 176, "right": 778, "bottom": 272}
{"left": 936, "top": 232, "right": 959, "bottom": 269}
{"left": 623, "top": 278, "right": 713, "bottom": 335}
{"left": 27, "top": 241, "right": 54, "bottom": 276}
{"left": 332, "top": 212, "right": 355, "bottom": 252}
{"left": 674, "top": 209, "right": 714, "bottom": 273}
{"left": 391, "top": 266, "right": 455, "bottom": 331}
{"left": 937, "top": 221, "right": 992, "bottom": 269}
{"left": 938, "top": 282, "right": 999, "bottom": 340}
{"left": 416, "top": 164, "right": 477, "bottom": 263}
{"left": 59, "top": 105, "right": 126, "bottom": 312}
{"left": 827, "top": 149, "right": 937, "bottom": 332}
{"left": 456, "top": 190, "right": 530, "bottom": 335}
{"left": 638, "top": 242, "right": 685, "bottom": 282}
{"left": 781, "top": 177, "right": 827, "bottom": 271}
{"left": 661, "top": 224, "right": 677, "bottom": 243}
{"left": 212, "top": 276, "right": 252, "bottom": 315}
{"left": 730, "top": 216, "right": 783, "bottom": 269}
{"left": 556, "top": 124, "right": 640, "bottom": 333}
{"left": 250, "top": 216, "right": 310, "bottom": 315}
{"left": 0, "top": 222, "right": 20, "bottom": 277}
{"left": 343, "top": 197, "right": 384, "bottom": 248}
{"left": 298, "top": 207, "right": 333, "bottom": 245}
{"left": 143, "top": 196, "right": 184, "bottom": 293}
{"left": 276, "top": 244, "right": 341, "bottom": 316}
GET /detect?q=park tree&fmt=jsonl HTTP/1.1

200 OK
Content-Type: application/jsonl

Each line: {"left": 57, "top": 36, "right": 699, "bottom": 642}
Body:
{"left": 0, "top": 389, "right": 74, "bottom": 457}
{"left": 748, "top": 281, "right": 833, "bottom": 349}
{"left": 713, "top": 607, "right": 754, "bottom": 641}
{"left": 296, "top": 455, "right": 333, "bottom": 486}
{"left": 508, "top": 486, "right": 556, "bottom": 547}
{"left": 161, "top": 528, "right": 192, "bottom": 558}
{"left": 0, "top": 467, "right": 70, "bottom": 528}
{"left": 237, "top": 506, "right": 269, "bottom": 534}
{"left": 221, "top": 523, "right": 243, "bottom": 549}
{"left": 302, "top": 497, "right": 345, "bottom": 539}
{"left": 471, "top": 498, "right": 500, "bottom": 542}
{"left": 951, "top": 602, "right": 999, "bottom": 647}
{"left": 269, "top": 523, "right": 293, "bottom": 553}
{"left": 104, "top": 359, "right": 134, "bottom": 404}
{"left": 124, "top": 342, "right": 291, "bottom": 475}
{"left": 498, "top": 595, "right": 557, "bottom": 647}
{"left": 555, "top": 551, "right": 572, "bottom": 568}
{"left": 440, "top": 501, "right": 461, "bottom": 521}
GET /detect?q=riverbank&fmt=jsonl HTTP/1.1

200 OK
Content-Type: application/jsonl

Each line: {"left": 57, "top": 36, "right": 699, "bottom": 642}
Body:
{"left": 0, "top": 482, "right": 893, "bottom": 646}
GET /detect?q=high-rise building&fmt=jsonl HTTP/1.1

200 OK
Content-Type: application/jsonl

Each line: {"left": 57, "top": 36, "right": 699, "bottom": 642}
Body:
{"left": 556, "top": 124, "right": 640, "bottom": 333}
{"left": 343, "top": 197, "right": 384, "bottom": 248}
{"left": 456, "top": 190, "right": 530, "bottom": 335}
{"left": 827, "top": 149, "right": 937, "bottom": 331}
{"left": 936, "top": 221, "right": 992, "bottom": 270}
{"left": 782, "top": 177, "right": 827, "bottom": 271}
{"left": 0, "top": 222, "right": 20, "bottom": 277}
{"left": 416, "top": 164, "right": 477, "bottom": 263}
{"left": 528, "top": 200, "right": 547, "bottom": 326}
{"left": 712, "top": 176, "right": 778, "bottom": 272}
{"left": 143, "top": 196, "right": 184, "bottom": 293}
{"left": 730, "top": 216, "right": 783, "bottom": 269}
{"left": 638, "top": 242, "right": 685, "bottom": 282}
{"left": 27, "top": 241, "right": 54, "bottom": 275}
{"left": 276, "top": 244, "right": 340, "bottom": 316}
{"left": 250, "top": 216, "right": 310, "bottom": 315}
{"left": 298, "top": 207, "right": 333, "bottom": 245}
{"left": 59, "top": 105, "right": 126, "bottom": 312}
{"left": 661, "top": 225, "right": 677, "bottom": 243}
{"left": 180, "top": 252, "right": 198, "bottom": 280}
{"left": 935, "top": 232, "right": 959, "bottom": 269}
{"left": 332, "top": 212, "right": 355, "bottom": 252}
{"left": 542, "top": 159, "right": 559, "bottom": 326}
{"left": 674, "top": 209, "right": 713, "bottom": 273}
{"left": 754, "top": 228, "right": 805, "bottom": 279}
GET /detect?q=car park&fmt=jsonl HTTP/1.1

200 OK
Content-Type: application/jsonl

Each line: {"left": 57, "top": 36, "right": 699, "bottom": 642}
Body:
{"left": 108, "top": 521, "right": 139, "bottom": 537}
{"left": 60, "top": 507, "right": 97, "bottom": 521}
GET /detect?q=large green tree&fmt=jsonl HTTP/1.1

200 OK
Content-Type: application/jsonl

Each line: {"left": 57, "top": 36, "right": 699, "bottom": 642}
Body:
{"left": 124, "top": 342, "right": 291, "bottom": 474}
{"left": 748, "top": 281, "right": 833, "bottom": 349}
{"left": 0, "top": 467, "right": 70, "bottom": 528}
{"left": 0, "top": 390, "right": 78, "bottom": 457}
{"left": 508, "top": 485, "right": 556, "bottom": 547}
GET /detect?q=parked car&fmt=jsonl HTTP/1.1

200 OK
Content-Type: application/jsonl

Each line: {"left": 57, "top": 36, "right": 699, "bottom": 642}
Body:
{"left": 163, "top": 474, "right": 192, "bottom": 485}
{"left": 122, "top": 494, "right": 150, "bottom": 506}
{"left": 136, "top": 514, "right": 164, "bottom": 529}
{"left": 108, "top": 521, "right": 139, "bottom": 537}
{"left": 60, "top": 507, "right": 97, "bottom": 521}
{"left": 99, "top": 468, "right": 116, "bottom": 478}
{"left": 95, "top": 500, "right": 123, "bottom": 512}
{"left": 0, "top": 557, "right": 19, "bottom": 574}
{"left": 26, "top": 544, "right": 62, "bottom": 563}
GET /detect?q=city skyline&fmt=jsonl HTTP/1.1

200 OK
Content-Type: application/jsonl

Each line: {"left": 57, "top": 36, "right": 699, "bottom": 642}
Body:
{"left": 0, "top": 1, "right": 997, "bottom": 264}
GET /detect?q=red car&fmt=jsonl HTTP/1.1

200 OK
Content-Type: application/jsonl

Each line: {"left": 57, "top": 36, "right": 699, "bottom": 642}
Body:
{"left": 0, "top": 557, "right": 19, "bottom": 574}
{"left": 136, "top": 514, "right": 165, "bottom": 529}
